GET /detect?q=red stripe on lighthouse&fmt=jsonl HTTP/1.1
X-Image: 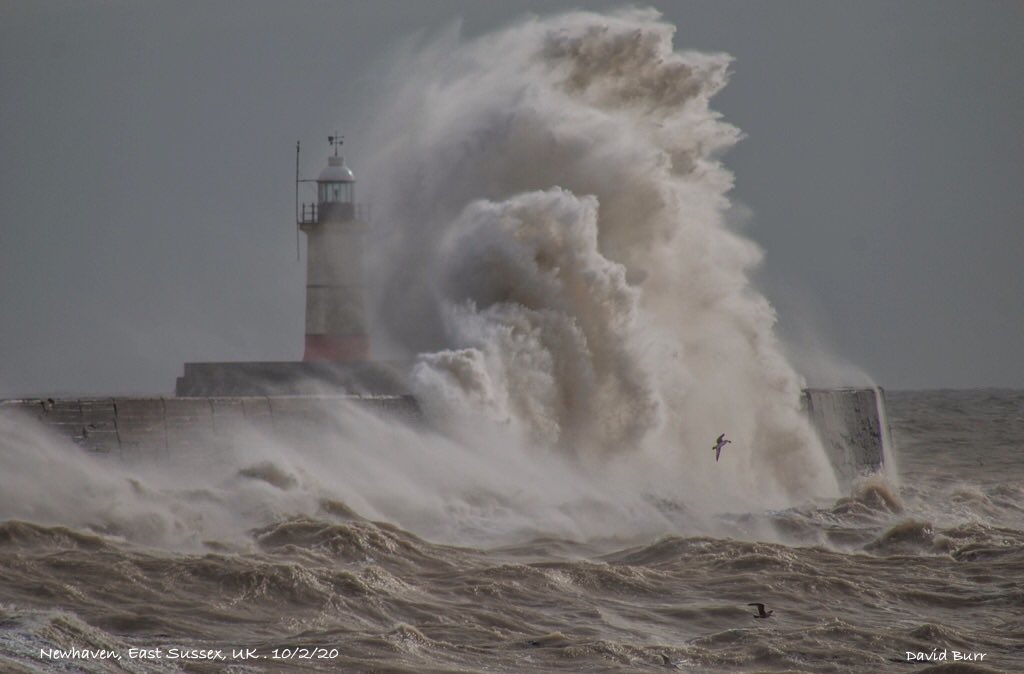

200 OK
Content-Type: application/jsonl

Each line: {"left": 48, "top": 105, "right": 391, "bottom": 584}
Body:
{"left": 303, "top": 335, "right": 369, "bottom": 362}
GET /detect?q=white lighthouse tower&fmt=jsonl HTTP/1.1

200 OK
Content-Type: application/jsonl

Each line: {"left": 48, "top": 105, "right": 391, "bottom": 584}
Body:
{"left": 297, "top": 136, "right": 369, "bottom": 361}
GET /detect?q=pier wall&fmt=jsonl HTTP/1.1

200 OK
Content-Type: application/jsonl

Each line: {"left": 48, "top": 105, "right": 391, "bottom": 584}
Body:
{"left": 802, "top": 388, "right": 890, "bottom": 489}
{"left": 0, "top": 395, "right": 419, "bottom": 461}
{"left": 2, "top": 389, "right": 887, "bottom": 489}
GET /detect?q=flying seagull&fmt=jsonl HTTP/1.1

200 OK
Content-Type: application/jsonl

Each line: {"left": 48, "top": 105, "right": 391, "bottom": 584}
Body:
{"left": 712, "top": 434, "right": 731, "bottom": 462}
{"left": 748, "top": 603, "right": 774, "bottom": 619}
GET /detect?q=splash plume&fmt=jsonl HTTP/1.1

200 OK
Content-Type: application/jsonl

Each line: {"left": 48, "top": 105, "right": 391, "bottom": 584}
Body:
{"left": 363, "top": 8, "right": 839, "bottom": 508}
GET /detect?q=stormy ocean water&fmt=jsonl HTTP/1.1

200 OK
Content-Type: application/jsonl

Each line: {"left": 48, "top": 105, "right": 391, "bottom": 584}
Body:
{"left": 1, "top": 391, "right": 1021, "bottom": 673}
{"left": 1, "top": 8, "right": 1020, "bottom": 673}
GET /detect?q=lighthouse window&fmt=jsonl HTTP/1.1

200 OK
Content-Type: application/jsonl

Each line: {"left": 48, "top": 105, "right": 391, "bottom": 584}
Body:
{"left": 319, "top": 182, "right": 353, "bottom": 203}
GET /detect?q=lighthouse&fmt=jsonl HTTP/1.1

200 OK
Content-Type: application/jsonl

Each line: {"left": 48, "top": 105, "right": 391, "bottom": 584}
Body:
{"left": 298, "top": 136, "right": 369, "bottom": 362}
{"left": 175, "top": 134, "right": 409, "bottom": 397}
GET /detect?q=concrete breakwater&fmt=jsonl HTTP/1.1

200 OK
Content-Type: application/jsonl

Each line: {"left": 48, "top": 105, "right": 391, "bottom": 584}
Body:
{"left": 802, "top": 388, "right": 893, "bottom": 489}
{"left": 1, "top": 389, "right": 887, "bottom": 490}
{"left": 0, "top": 395, "right": 418, "bottom": 461}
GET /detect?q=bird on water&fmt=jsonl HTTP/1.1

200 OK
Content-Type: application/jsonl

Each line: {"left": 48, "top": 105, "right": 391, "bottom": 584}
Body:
{"left": 748, "top": 603, "right": 774, "bottom": 619}
{"left": 712, "top": 433, "right": 731, "bottom": 461}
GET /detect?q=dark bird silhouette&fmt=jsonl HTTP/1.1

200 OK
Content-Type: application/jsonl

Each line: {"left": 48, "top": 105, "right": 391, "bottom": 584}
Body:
{"left": 748, "top": 603, "right": 773, "bottom": 619}
{"left": 712, "top": 434, "right": 731, "bottom": 462}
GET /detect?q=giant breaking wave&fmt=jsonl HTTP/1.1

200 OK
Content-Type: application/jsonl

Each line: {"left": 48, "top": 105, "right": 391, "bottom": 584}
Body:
{"left": 362, "top": 8, "right": 839, "bottom": 513}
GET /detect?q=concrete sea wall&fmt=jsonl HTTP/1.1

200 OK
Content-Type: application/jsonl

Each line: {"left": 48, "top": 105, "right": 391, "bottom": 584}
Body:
{"left": 2, "top": 389, "right": 887, "bottom": 490}
{"left": 801, "top": 388, "right": 891, "bottom": 489}
{"left": 0, "top": 395, "right": 419, "bottom": 461}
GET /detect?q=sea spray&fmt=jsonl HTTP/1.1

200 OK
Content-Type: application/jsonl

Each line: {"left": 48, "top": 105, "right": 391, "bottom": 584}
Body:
{"left": 411, "top": 189, "right": 656, "bottom": 455}
{"left": 362, "top": 8, "right": 839, "bottom": 510}
{"left": 0, "top": 401, "right": 687, "bottom": 547}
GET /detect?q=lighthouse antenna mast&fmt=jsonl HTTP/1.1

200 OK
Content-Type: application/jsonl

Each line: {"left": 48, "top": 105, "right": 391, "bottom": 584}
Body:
{"left": 293, "top": 140, "right": 319, "bottom": 260}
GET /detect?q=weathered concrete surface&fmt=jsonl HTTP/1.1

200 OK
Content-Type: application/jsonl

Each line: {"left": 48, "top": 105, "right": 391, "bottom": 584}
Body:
{"left": 3, "top": 389, "right": 887, "bottom": 491}
{"left": 0, "top": 395, "right": 419, "bottom": 460}
{"left": 802, "top": 388, "right": 890, "bottom": 489}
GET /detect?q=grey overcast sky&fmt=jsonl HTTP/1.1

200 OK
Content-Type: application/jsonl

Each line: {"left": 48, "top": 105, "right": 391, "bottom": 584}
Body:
{"left": 1, "top": 1, "right": 1022, "bottom": 395}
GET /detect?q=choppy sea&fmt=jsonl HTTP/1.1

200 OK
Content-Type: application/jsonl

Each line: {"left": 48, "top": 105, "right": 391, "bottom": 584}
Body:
{"left": 1, "top": 389, "right": 1021, "bottom": 673}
